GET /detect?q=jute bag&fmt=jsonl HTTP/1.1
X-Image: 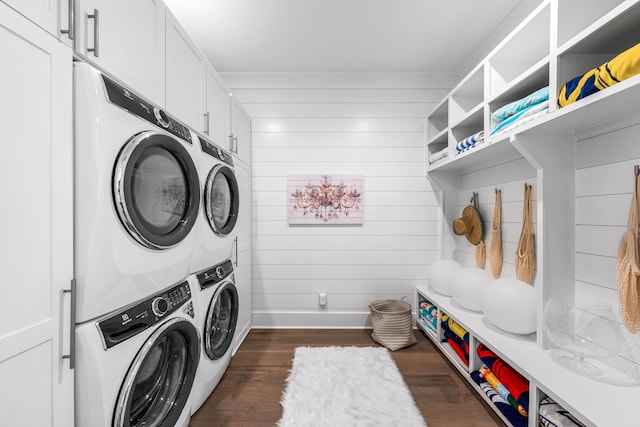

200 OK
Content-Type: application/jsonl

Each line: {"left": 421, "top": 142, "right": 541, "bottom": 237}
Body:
{"left": 369, "top": 299, "right": 416, "bottom": 351}
{"left": 490, "top": 189, "right": 503, "bottom": 278}
{"left": 516, "top": 184, "right": 536, "bottom": 284}
{"left": 474, "top": 193, "right": 486, "bottom": 269}
{"left": 617, "top": 173, "right": 640, "bottom": 333}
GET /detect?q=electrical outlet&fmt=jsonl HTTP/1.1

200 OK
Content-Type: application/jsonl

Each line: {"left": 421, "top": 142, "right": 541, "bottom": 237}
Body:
{"left": 319, "top": 293, "right": 327, "bottom": 307}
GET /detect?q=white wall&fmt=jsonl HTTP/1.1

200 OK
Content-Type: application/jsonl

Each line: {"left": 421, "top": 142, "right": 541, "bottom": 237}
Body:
{"left": 223, "top": 72, "right": 457, "bottom": 327}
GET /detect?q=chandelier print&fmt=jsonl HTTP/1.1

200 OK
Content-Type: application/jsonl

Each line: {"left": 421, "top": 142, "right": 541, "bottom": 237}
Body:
{"left": 288, "top": 174, "right": 363, "bottom": 224}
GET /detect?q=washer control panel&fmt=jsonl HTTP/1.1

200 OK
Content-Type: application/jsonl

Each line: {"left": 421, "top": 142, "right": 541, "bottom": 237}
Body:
{"left": 199, "top": 136, "right": 234, "bottom": 167}
{"left": 101, "top": 73, "right": 193, "bottom": 144}
{"left": 197, "top": 259, "right": 234, "bottom": 290}
{"left": 98, "top": 281, "right": 193, "bottom": 349}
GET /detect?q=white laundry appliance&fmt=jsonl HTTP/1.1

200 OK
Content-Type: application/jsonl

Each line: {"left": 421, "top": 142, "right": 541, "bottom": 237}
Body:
{"left": 190, "top": 134, "right": 240, "bottom": 275}
{"left": 75, "top": 279, "right": 200, "bottom": 427}
{"left": 74, "top": 62, "right": 201, "bottom": 323}
{"left": 189, "top": 258, "right": 239, "bottom": 414}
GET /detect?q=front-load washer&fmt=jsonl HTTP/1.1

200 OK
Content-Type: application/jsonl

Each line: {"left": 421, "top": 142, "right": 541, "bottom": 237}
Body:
{"left": 189, "top": 258, "right": 239, "bottom": 414}
{"left": 75, "top": 279, "right": 200, "bottom": 427}
{"left": 190, "top": 134, "right": 239, "bottom": 275}
{"left": 74, "top": 62, "right": 200, "bottom": 323}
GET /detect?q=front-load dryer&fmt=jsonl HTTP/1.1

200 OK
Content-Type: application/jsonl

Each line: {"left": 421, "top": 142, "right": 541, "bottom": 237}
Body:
{"left": 75, "top": 279, "right": 200, "bottom": 427}
{"left": 189, "top": 259, "right": 239, "bottom": 414}
{"left": 74, "top": 62, "right": 200, "bottom": 323}
{"left": 190, "top": 134, "right": 239, "bottom": 275}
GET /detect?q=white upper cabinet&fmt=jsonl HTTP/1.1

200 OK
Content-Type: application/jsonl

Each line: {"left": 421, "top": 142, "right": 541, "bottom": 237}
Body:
{"left": 74, "top": 0, "right": 166, "bottom": 105}
{"left": 1, "top": 0, "right": 71, "bottom": 42}
{"left": 0, "top": 3, "right": 74, "bottom": 426}
{"left": 165, "top": 7, "right": 206, "bottom": 131}
{"left": 205, "top": 65, "right": 231, "bottom": 149}
{"left": 230, "top": 94, "right": 251, "bottom": 164}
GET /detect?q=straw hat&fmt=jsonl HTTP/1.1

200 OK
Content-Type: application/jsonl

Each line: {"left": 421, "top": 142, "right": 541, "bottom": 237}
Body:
{"left": 453, "top": 205, "right": 483, "bottom": 245}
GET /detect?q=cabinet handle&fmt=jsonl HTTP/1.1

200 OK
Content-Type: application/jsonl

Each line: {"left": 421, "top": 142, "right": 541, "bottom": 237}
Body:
{"left": 233, "top": 135, "right": 238, "bottom": 154}
{"left": 62, "top": 279, "right": 76, "bottom": 370}
{"left": 87, "top": 9, "right": 99, "bottom": 57}
{"left": 60, "top": 0, "right": 75, "bottom": 40}
{"left": 234, "top": 236, "right": 238, "bottom": 267}
{"left": 204, "top": 112, "right": 210, "bottom": 135}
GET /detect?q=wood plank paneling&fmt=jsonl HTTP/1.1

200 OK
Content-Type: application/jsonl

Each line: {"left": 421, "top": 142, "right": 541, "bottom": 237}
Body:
{"left": 237, "top": 75, "right": 450, "bottom": 327}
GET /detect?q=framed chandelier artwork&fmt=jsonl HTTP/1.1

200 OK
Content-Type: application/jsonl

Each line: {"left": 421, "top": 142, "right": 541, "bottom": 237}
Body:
{"left": 288, "top": 174, "right": 364, "bottom": 225}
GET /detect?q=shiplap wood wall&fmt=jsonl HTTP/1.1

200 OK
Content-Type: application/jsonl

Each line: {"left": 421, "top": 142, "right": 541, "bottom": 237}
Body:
{"left": 575, "top": 118, "right": 640, "bottom": 370}
{"left": 224, "top": 72, "right": 456, "bottom": 327}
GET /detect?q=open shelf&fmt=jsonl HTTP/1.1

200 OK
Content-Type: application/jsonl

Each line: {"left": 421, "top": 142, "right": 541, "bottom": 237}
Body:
{"left": 417, "top": 285, "right": 640, "bottom": 427}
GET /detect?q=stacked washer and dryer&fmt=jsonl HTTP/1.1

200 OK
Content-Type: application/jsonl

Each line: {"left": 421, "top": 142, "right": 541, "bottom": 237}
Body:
{"left": 188, "top": 135, "right": 240, "bottom": 414}
{"left": 73, "top": 62, "right": 241, "bottom": 427}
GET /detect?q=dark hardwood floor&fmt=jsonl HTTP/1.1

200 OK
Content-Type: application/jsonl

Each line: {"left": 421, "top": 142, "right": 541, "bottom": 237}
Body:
{"left": 189, "top": 329, "right": 503, "bottom": 427}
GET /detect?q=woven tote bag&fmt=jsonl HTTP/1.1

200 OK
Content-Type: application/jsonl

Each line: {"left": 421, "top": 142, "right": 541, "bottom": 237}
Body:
{"left": 617, "top": 173, "right": 640, "bottom": 333}
{"left": 490, "top": 189, "right": 503, "bottom": 278}
{"left": 516, "top": 184, "right": 536, "bottom": 284}
{"left": 369, "top": 299, "right": 416, "bottom": 351}
{"left": 473, "top": 193, "right": 486, "bottom": 269}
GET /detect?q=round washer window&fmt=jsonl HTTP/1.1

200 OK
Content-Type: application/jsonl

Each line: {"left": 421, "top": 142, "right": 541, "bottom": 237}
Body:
{"left": 204, "top": 165, "right": 239, "bottom": 236}
{"left": 114, "top": 132, "right": 200, "bottom": 249}
{"left": 205, "top": 283, "right": 238, "bottom": 360}
{"left": 114, "top": 318, "right": 199, "bottom": 427}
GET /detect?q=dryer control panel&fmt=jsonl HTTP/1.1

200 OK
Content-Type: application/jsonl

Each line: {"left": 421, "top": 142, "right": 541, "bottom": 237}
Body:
{"left": 197, "top": 259, "right": 234, "bottom": 290}
{"left": 101, "top": 74, "right": 193, "bottom": 144}
{"left": 98, "top": 281, "right": 193, "bottom": 350}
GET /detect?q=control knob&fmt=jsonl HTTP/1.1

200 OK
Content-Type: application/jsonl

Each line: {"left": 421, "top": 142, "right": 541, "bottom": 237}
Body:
{"left": 153, "top": 107, "right": 170, "bottom": 128}
{"left": 215, "top": 265, "right": 225, "bottom": 279}
{"left": 152, "top": 297, "right": 169, "bottom": 317}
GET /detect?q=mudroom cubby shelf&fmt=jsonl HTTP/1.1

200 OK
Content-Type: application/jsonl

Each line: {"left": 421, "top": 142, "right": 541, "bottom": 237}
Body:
{"left": 422, "top": 1, "right": 640, "bottom": 426}
{"left": 416, "top": 285, "right": 640, "bottom": 427}
{"left": 426, "top": 0, "right": 640, "bottom": 177}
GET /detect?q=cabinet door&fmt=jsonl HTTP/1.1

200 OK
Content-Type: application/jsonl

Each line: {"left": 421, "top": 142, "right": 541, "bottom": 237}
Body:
{"left": 2, "top": 0, "right": 59, "bottom": 37}
{"left": 233, "top": 161, "right": 251, "bottom": 352}
{"left": 165, "top": 7, "right": 206, "bottom": 130}
{"left": 205, "top": 65, "right": 230, "bottom": 148}
{"left": 74, "top": 0, "right": 166, "bottom": 105}
{"left": 0, "top": 4, "right": 74, "bottom": 426}
{"left": 231, "top": 95, "right": 251, "bottom": 164}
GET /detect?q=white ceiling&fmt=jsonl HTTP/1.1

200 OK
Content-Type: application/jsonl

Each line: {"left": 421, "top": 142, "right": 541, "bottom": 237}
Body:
{"left": 164, "top": 0, "right": 535, "bottom": 74}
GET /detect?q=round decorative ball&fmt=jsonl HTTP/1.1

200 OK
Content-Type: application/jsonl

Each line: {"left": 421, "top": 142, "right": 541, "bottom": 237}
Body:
{"left": 429, "top": 259, "right": 463, "bottom": 296}
{"left": 451, "top": 267, "right": 492, "bottom": 312}
{"left": 481, "top": 278, "right": 537, "bottom": 335}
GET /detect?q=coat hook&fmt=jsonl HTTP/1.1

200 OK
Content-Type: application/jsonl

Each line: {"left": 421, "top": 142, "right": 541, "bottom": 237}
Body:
{"left": 635, "top": 165, "right": 639, "bottom": 176}
{"left": 495, "top": 187, "right": 501, "bottom": 194}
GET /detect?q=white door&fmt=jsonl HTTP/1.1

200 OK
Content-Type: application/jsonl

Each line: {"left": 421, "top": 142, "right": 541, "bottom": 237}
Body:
{"left": 206, "top": 65, "right": 230, "bottom": 148}
{"left": 165, "top": 7, "right": 206, "bottom": 131}
{"left": 0, "top": 4, "right": 74, "bottom": 426}
{"left": 74, "top": 0, "right": 166, "bottom": 105}
{"left": 231, "top": 95, "right": 251, "bottom": 164}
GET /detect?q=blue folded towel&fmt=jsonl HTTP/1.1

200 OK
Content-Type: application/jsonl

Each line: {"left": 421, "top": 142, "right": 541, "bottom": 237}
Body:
{"left": 492, "top": 86, "right": 549, "bottom": 123}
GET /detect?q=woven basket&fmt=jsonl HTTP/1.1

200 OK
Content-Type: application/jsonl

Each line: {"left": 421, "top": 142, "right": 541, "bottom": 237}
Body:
{"left": 369, "top": 299, "right": 416, "bottom": 351}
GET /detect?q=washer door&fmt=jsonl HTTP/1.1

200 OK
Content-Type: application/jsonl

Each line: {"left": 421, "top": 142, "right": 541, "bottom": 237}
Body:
{"left": 204, "top": 282, "right": 239, "bottom": 360}
{"left": 114, "top": 317, "right": 200, "bottom": 427}
{"left": 113, "top": 131, "right": 200, "bottom": 249}
{"left": 204, "top": 164, "right": 239, "bottom": 236}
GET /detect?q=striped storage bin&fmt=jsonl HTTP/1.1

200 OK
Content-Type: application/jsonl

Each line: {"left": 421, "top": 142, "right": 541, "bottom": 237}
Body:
{"left": 369, "top": 299, "right": 416, "bottom": 351}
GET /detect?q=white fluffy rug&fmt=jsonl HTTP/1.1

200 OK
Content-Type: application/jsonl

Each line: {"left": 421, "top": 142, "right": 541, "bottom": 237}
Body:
{"left": 277, "top": 346, "right": 427, "bottom": 427}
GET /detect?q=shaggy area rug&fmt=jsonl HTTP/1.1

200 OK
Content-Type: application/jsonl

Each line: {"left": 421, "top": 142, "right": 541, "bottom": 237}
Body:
{"left": 277, "top": 346, "right": 427, "bottom": 426}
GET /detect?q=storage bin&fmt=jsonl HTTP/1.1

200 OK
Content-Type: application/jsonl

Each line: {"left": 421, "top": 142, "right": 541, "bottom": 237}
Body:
{"left": 369, "top": 299, "right": 416, "bottom": 351}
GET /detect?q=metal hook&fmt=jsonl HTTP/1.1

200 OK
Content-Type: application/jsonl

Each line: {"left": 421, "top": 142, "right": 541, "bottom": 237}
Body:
{"left": 635, "top": 165, "right": 639, "bottom": 176}
{"left": 495, "top": 188, "right": 500, "bottom": 194}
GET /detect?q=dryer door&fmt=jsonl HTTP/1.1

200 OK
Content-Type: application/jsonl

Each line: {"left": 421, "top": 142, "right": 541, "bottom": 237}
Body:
{"left": 113, "top": 131, "right": 200, "bottom": 249}
{"left": 204, "top": 164, "right": 239, "bottom": 236}
{"left": 114, "top": 317, "right": 199, "bottom": 427}
{"left": 204, "top": 281, "right": 239, "bottom": 360}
